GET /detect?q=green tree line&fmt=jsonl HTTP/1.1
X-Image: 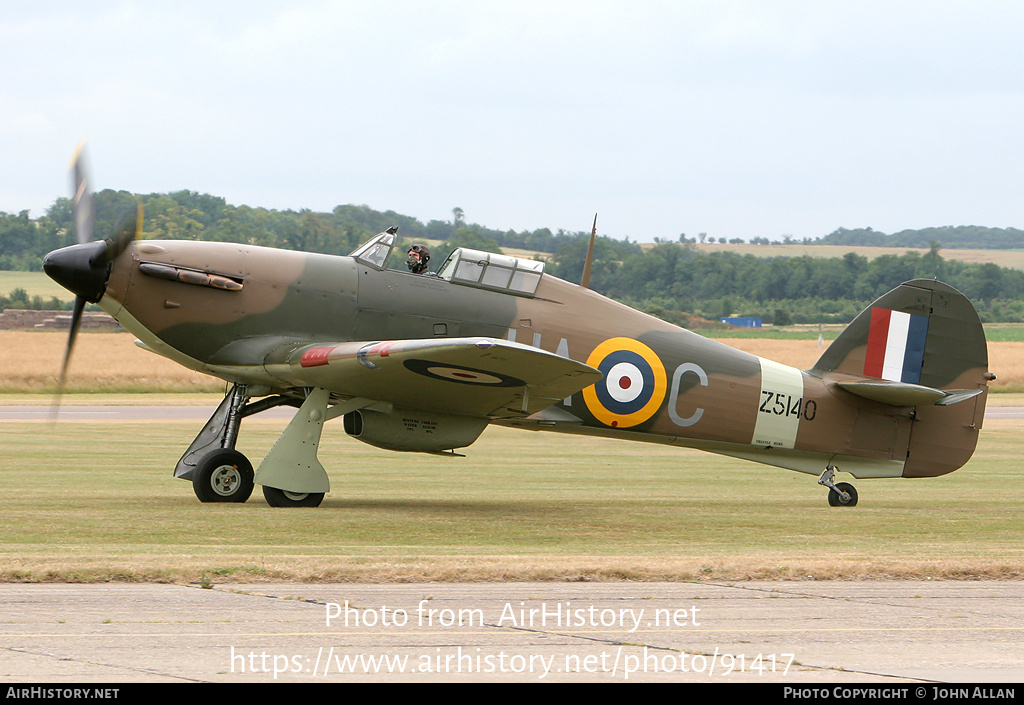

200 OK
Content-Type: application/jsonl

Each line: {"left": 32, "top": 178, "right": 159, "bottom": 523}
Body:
{"left": 0, "top": 190, "right": 598, "bottom": 271}
{"left": 0, "top": 287, "right": 65, "bottom": 311}
{"left": 4, "top": 191, "right": 1024, "bottom": 323}
{"left": 546, "top": 241, "right": 1024, "bottom": 325}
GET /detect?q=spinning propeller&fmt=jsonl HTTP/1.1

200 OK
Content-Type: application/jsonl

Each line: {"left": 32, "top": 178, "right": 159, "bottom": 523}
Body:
{"left": 42, "top": 144, "right": 142, "bottom": 400}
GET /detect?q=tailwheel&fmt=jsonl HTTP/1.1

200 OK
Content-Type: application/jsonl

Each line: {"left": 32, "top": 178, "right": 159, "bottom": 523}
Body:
{"left": 818, "top": 466, "right": 858, "bottom": 507}
{"left": 827, "top": 482, "right": 859, "bottom": 507}
{"left": 262, "top": 485, "right": 325, "bottom": 508}
{"left": 193, "top": 449, "right": 254, "bottom": 503}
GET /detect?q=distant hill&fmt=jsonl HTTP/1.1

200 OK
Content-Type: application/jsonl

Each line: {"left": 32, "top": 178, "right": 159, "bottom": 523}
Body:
{"left": 683, "top": 243, "right": 1024, "bottom": 272}
{"left": 817, "top": 226, "right": 1024, "bottom": 250}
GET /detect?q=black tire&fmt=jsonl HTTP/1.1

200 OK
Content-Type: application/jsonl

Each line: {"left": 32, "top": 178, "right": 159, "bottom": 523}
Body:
{"left": 827, "top": 482, "right": 858, "bottom": 507}
{"left": 262, "top": 485, "right": 325, "bottom": 508}
{"left": 192, "top": 449, "right": 254, "bottom": 503}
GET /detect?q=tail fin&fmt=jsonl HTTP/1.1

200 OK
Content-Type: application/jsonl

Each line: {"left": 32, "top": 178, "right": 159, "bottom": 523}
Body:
{"left": 813, "top": 279, "right": 988, "bottom": 389}
{"left": 812, "top": 279, "right": 990, "bottom": 477}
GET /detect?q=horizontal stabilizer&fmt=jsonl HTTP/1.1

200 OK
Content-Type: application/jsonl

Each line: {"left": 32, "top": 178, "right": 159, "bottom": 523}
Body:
{"left": 836, "top": 379, "right": 982, "bottom": 407}
{"left": 934, "top": 388, "right": 986, "bottom": 406}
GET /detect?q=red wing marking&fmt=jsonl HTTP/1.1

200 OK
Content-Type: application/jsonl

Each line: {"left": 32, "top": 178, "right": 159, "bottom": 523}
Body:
{"left": 300, "top": 347, "right": 334, "bottom": 368}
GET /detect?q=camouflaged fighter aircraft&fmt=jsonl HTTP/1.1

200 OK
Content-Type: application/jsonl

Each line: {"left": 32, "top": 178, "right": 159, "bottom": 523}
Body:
{"left": 43, "top": 152, "right": 992, "bottom": 508}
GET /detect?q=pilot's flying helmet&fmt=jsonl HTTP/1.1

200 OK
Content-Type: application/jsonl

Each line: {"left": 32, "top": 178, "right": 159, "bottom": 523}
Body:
{"left": 407, "top": 244, "right": 430, "bottom": 273}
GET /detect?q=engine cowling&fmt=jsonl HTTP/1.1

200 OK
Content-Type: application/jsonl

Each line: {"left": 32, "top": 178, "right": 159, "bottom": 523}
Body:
{"left": 343, "top": 409, "right": 488, "bottom": 453}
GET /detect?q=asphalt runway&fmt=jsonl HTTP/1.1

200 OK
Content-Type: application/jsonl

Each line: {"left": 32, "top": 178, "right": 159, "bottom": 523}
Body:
{"left": 0, "top": 405, "right": 293, "bottom": 421}
{"left": 1, "top": 581, "right": 1022, "bottom": 683}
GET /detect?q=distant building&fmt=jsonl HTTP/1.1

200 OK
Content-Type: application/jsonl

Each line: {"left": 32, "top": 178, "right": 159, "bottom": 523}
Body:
{"left": 720, "top": 317, "right": 762, "bottom": 328}
{"left": 0, "top": 308, "right": 121, "bottom": 330}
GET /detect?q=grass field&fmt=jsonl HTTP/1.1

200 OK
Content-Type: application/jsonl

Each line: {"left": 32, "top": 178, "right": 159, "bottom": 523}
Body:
{"left": 690, "top": 242, "right": 1024, "bottom": 271}
{"left": 0, "top": 271, "right": 70, "bottom": 301}
{"left": 2, "top": 328, "right": 1021, "bottom": 584}
{"left": 710, "top": 323, "right": 1024, "bottom": 342}
{"left": 1, "top": 414, "right": 1021, "bottom": 584}
{"left": 0, "top": 331, "right": 222, "bottom": 393}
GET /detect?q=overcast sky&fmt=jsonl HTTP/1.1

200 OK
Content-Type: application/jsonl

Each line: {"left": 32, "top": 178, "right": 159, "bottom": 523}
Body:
{"left": 3, "top": 1, "right": 1023, "bottom": 242}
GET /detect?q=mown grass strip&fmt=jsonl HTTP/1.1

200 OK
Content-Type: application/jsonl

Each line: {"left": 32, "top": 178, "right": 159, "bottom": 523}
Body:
{"left": 2, "top": 418, "right": 1021, "bottom": 583}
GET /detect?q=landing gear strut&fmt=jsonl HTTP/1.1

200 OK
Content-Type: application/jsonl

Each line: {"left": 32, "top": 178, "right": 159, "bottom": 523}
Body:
{"left": 175, "top": 384, "right": 302, "bottom": 504}
{"left": 818, "top": 466, "right": 858, "bottom": 507}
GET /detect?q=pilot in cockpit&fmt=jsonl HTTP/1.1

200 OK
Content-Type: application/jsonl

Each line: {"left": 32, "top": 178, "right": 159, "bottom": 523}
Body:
{"left": 406, "top": 244, "right": 430, "bottom": 274}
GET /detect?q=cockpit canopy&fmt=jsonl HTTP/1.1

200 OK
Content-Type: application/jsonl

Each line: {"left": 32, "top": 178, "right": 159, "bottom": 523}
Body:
{"left": 435, "top": 248, "right": 544, "bottom": 296}
{"left": 350, "top": 230, "right": 545, "bottom": 297}
{"left": 349, "top": 229, "right": 396, "bottom": 270}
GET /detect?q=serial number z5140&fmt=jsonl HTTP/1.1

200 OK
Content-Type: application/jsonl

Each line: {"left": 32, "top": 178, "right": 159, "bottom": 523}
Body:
{"left": 759, "top": 391, "right": 817, "bottom": 421}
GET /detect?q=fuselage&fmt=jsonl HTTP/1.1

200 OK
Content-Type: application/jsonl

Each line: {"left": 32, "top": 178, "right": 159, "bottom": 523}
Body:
{"left": 75, "top": 237, "right": 958, "bottom": 481}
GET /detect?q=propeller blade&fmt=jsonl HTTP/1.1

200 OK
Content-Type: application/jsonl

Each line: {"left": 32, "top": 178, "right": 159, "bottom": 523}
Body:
{"left": 51, "top": 145, "right": 141, "bottom": 416}
{"left": 57, "top": 295, "right": 87, "bottom": 393}
{"left": 51, "top": 143, "right": 108, "bottom": 417}
{"left": 50, "top": 294, "right": 87, "bottom": 419}
{"left": 106, "top": 201, "right": 144, "bottom": 262}
{"left": 70, "top": 142, "right": 95, "bottom": 246}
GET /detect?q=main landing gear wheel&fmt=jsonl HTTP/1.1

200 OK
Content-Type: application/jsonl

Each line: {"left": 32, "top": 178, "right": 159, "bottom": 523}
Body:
{"left": 827, "top": 482, "right": 859, "bottom": 507}
{"left": 262, "top": 486, "right": 325, "bottom": 508}
{"left": 192, "top": 449, "right": 254, "bottom": 503}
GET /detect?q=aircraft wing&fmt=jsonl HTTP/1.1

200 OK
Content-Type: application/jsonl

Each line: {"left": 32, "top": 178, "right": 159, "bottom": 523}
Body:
{"left": 260, "top": 337, "right": 602, "bottom": 418}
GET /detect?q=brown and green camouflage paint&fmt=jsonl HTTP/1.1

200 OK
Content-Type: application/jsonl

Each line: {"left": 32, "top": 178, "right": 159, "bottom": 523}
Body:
{"left": 99, "top": 238, "right": 990, "bottom": 481}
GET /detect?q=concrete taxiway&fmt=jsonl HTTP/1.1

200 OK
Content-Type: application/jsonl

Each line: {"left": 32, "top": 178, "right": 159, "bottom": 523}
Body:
{"left": 1, "top": 581, "right": 1022, "bottom": 683}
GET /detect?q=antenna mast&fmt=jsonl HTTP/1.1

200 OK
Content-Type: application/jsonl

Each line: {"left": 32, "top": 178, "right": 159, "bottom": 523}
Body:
{"left": 581, "top": 213, "right": 597, "bottom": 289}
